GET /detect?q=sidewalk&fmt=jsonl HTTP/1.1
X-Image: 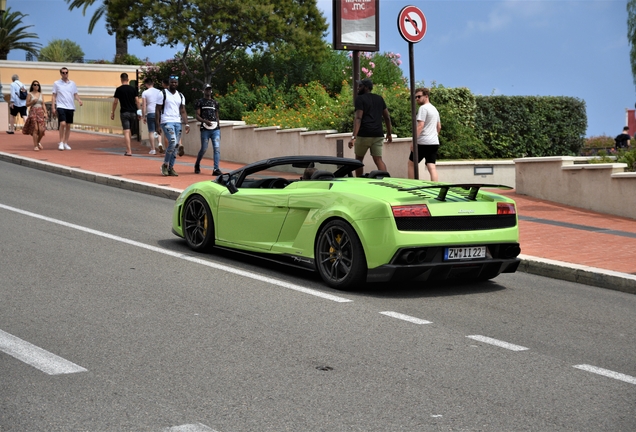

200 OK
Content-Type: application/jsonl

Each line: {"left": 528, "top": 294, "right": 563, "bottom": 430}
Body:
{"left": 2, "top": 130, "right": 635, "bottom": 293}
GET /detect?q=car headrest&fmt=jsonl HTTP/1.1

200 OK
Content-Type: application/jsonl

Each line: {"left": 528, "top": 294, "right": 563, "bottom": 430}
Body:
{"left": 310, "top": 170, "right": 335, "bottom": 180}
{"left": 367, "top": 170, "right": 391, "bottom": 179}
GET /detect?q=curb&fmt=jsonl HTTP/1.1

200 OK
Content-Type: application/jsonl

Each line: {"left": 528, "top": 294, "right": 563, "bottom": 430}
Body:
{"left": 518, "top": 255, "right": 635, "bottom": 294}
{"left": 0, "top": 152, "right": 181, "bottom": 200}
{"left": 2, "top": 151, "right": 635, "bottom": 294}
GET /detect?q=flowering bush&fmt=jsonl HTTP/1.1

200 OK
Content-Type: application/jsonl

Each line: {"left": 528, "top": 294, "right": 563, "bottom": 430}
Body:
{"left": 580, "top": 136, "right": 616, "bottom": 156}
{"left": 139, "top": 52, "right": 206, "bottom": 115}
{"left": 344, "top": 51, "right": 407, "bottom": 87}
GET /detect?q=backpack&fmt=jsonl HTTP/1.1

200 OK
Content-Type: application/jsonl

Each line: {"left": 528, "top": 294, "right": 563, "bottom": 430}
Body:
{"left": 615, "top": 134, "right": 628, "bottom": 149}
{"left": 16, "top": 82, "right": 27, "bottom": 100}
{"left": 161, "top": 89, "right": 185, "bottom": 107}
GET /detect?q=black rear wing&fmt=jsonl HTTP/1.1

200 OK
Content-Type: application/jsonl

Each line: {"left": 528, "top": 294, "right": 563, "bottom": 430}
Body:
{"left": 398, "top": 183, "right": 513, "bottom": 201}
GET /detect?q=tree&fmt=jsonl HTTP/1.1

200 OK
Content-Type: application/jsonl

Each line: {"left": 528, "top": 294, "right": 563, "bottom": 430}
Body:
{"left": 629, "top": 0, "right": 636, "bottom": 87}
{"left": 0, "top": 7, "right": 41, "bottom": 60}
{"left": 65, "top": 0, "right": 132, "bottom": 62}
{"left": 123, "top": 0, "right": 328, "bottom": 87}
{"left": 38, "top": 39, "right": 85, "bottom": 63}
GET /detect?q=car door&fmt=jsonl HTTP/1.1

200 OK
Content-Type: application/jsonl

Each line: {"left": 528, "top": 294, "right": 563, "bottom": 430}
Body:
{"left": 216, "top": 189, "right": 289, "bottom": 250}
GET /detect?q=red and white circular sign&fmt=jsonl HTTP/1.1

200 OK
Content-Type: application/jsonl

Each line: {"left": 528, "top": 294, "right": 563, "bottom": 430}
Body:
{"left": 398, "top": 6, "right": 427, "bottom": 43}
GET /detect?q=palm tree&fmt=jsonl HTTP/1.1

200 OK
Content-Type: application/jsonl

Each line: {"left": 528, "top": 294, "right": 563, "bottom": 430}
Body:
{"left": 0, "top": 7, "right": 41, "bottom": 60}
{"left": 65, "top": 0, "right": 129, "bottom": 62}
{"left": 38, "top": 39, "right": 85, "bottom": 63}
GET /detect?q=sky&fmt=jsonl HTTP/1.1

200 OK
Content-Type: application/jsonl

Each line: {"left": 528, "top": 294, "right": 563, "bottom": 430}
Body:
{"left": 8, "top": 0, "right": 636, "bottom": 138}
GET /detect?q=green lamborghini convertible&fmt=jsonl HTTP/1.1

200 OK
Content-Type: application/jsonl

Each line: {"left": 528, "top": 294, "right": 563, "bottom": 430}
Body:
{"left": 172, "top": 156, "right": 521, "bottom": 290}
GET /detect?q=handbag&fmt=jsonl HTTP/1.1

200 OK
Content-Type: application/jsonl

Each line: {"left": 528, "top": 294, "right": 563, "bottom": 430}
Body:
{"left": 202, "top": 121, "right": 218, "bottom": 130}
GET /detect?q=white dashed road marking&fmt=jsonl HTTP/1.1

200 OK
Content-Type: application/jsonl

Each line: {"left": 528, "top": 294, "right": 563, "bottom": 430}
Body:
{"left": 164, "top": 424, "right": 219, "bottom": 432}
{"left": 573, "top": 364, "right": 636, "bottom": 385}
{"left": 466, "top": 335, "right": 529, "bottom": 351}
{"left": 0, "top": 329, "right": 87, "bottom": 375}
{"left": 380, "top": 311, "right": 432, "bottom": 324}
{"left": 0, "top": 203, "right": 352, "bottom": 303}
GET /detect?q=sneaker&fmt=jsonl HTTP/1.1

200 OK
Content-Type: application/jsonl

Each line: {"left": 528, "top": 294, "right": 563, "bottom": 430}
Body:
{"left": 63, "top": 143, "right": 71, "bottom": 150}
{"left": 168, "top": 168, "right": 179, "bottom": 177}
{"left": 157, "top": 143, "right": 165, "bottom": 154}
{"left": 212, "top": 169, "right": 223, "bottom": 176}
{"left": 149, "top": 149, "right": 156, "bottom": 155}
{"left": 194, "top": 165, "right": 200, "bottom": 174}
{"left": 161, "top": 164, "right": 169, "bottom": 176}
{"left": 6, "top": 131, "right": 14, "bottom": 134}
{"left": 58, "top": 142, "right": 65, "bottom": 151}
{"left": 177, "top": 145, "right": 184, "bottom": 157}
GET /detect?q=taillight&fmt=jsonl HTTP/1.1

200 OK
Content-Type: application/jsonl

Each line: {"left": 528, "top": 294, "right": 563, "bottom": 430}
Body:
{"left": 497, "top": 202, "right": 516, "bottom": 215}
{"left": 392, "top": 205, "right": 431, "bottom": 217}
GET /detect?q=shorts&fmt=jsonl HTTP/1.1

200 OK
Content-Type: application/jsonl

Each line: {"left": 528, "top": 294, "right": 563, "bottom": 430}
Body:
{"left": 120, "top": 111, "right": 137, "bottom": 130}
{"left": 56, "top": 108, "right": 75, "bottom": 124}
{"left": 146, "top": 113, "right": 156, "bottom": 133}
{"left": 409, "top": 144, "right": 439, "bottom": 164}
{"left": 10, "top": 105, "right": 27, "bottom": 117}
{"left": 354, "top": 136, "right": 384, "bottom": 158}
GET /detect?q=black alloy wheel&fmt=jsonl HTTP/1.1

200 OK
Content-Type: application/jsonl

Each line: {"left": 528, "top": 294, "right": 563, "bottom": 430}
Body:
{"left": 183, "top": 195, "right": 214, "bottom": 252}
{"left": 315, "top": 219, "right": 367, "bottom": 290}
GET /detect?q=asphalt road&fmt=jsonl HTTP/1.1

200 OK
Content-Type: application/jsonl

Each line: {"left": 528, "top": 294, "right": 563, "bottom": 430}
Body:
{"left": 1, "top": 161, "right": 635, "bottom": 432}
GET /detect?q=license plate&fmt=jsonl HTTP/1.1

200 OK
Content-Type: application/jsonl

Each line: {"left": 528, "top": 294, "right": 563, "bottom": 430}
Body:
{"left": 444, "top": 246, "right": 486, "bottom": 260}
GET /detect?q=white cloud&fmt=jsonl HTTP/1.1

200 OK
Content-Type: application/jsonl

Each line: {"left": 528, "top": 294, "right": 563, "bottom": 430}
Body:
{"left": 466, "top": 0, "right": 550, "bottom": 34}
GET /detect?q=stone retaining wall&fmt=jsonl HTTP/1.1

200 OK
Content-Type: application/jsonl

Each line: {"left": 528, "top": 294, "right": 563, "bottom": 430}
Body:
{"left": 515, "top": 156, "right": 635, "bottom": 219}
{"left": 174, "top": 120, "right": 516, "bottom": 185}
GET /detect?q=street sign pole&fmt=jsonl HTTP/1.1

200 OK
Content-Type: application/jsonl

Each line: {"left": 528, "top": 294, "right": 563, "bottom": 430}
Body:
{"left": 397, "top": 5, "right": 427, "bottom": 179}
{"left": 409, "top": 42, "right": 419, "bottom": 179}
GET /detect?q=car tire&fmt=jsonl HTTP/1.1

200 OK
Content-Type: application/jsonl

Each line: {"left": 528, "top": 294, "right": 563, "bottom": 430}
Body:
{"left": 183, "top": 195, "right": 215, "bottom": 252}
{"left": 315, "top": 219, "right": 367, "bottom": 290}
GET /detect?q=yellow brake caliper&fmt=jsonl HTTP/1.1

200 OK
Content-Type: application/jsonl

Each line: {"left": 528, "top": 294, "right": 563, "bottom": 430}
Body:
{"left": 329, "top": 233, "right": 342, "bottom": 262}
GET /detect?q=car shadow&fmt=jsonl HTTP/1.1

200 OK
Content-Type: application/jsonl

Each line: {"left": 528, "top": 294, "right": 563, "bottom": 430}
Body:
{"left": 159, "top": 238, "right": 508, "bottom": 299}
{"left": 349, "top": 278, "right": 507, "bottom": 299}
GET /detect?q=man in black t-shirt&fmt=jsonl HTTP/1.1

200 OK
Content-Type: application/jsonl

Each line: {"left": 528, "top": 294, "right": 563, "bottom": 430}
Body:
{"left": 111, "top": 73, "right": 140, "bottom": 156}
{"left": 615, "top": 126, "right": 631, "bottom": 150}
{"left": 194, "top": 84, "right": 222, "bottom": 175}
{"left": 347, "top": 79, "right": 392, "bottom": 177}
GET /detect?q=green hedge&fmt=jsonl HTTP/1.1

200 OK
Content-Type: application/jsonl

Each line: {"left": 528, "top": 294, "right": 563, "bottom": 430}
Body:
{"left": 474, "top": 96, "right": 587, "bottom": 158}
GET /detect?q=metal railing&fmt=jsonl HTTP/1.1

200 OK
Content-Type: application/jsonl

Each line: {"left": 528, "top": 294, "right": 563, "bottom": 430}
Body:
{"left": 71, "top": 97, "right": 138, "bottom": 137}
{"left": 12, "top": 97, "right": 139, "bottom": 138}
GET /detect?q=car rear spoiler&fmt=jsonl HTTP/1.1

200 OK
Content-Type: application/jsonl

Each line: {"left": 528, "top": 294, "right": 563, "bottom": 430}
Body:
{"left": 398, "top": 183, "right": 513, "bottom": 201}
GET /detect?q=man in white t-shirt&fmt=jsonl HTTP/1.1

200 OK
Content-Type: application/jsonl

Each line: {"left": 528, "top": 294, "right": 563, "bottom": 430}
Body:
{"left": 155, "top": 76, "right": 190, "bottom": 176}
{"left": 408, "top": 87, "right": 441, "bottom": 180}
{"left": 141, "top": 77, "right": 163, "bottom": 155}
{"left": 51, "top": 67, "right": 83, "bottom": 150}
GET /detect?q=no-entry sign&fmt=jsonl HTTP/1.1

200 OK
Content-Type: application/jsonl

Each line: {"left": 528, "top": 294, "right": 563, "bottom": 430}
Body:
{"left": 398, "top": 6, "right": 427, "bottom": 43}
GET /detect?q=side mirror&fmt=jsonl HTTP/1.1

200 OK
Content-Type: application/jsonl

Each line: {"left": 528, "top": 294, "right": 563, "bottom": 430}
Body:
{"left": 219, "top": 173, "right": 238, "bottom": 194}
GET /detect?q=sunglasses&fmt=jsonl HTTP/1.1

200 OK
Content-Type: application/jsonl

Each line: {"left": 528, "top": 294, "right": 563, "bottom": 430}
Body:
{"left": 61, "top": 71, "right": 68, "bottom": 74}
{"left": 415, "top": 95, "right": 424, "bottom": 99}
{"left": 33, "top": 83, "right": 40, "bottom": 86}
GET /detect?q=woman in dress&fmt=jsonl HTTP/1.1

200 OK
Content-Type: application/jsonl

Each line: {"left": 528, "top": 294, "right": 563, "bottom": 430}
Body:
{"left": 22, "top": 80, "right": 47, "bottom": 150}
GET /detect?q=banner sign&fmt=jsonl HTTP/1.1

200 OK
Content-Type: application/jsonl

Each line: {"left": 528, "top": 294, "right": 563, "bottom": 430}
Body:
{"left": 333, "top": 0, "right": 380, "bottom": 51}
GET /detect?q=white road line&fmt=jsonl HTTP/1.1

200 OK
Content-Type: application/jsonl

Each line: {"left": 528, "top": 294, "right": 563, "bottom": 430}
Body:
{"left": 0, "top": 329, "right": 87, "bottom": 375}
{"left": 164, "top": 424, "right": 219, "bottom": 432}
{"left": 380, "top": 311, "right": 432, "bottom": 324}
{"left": 466, "top": 335, "right": 529, "bottom": 351}
{"left": 573, "top": 364, "right": 636, "bottom": 385}
{"left": 0, "top": 203, "right": 351, "bottom": 303}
